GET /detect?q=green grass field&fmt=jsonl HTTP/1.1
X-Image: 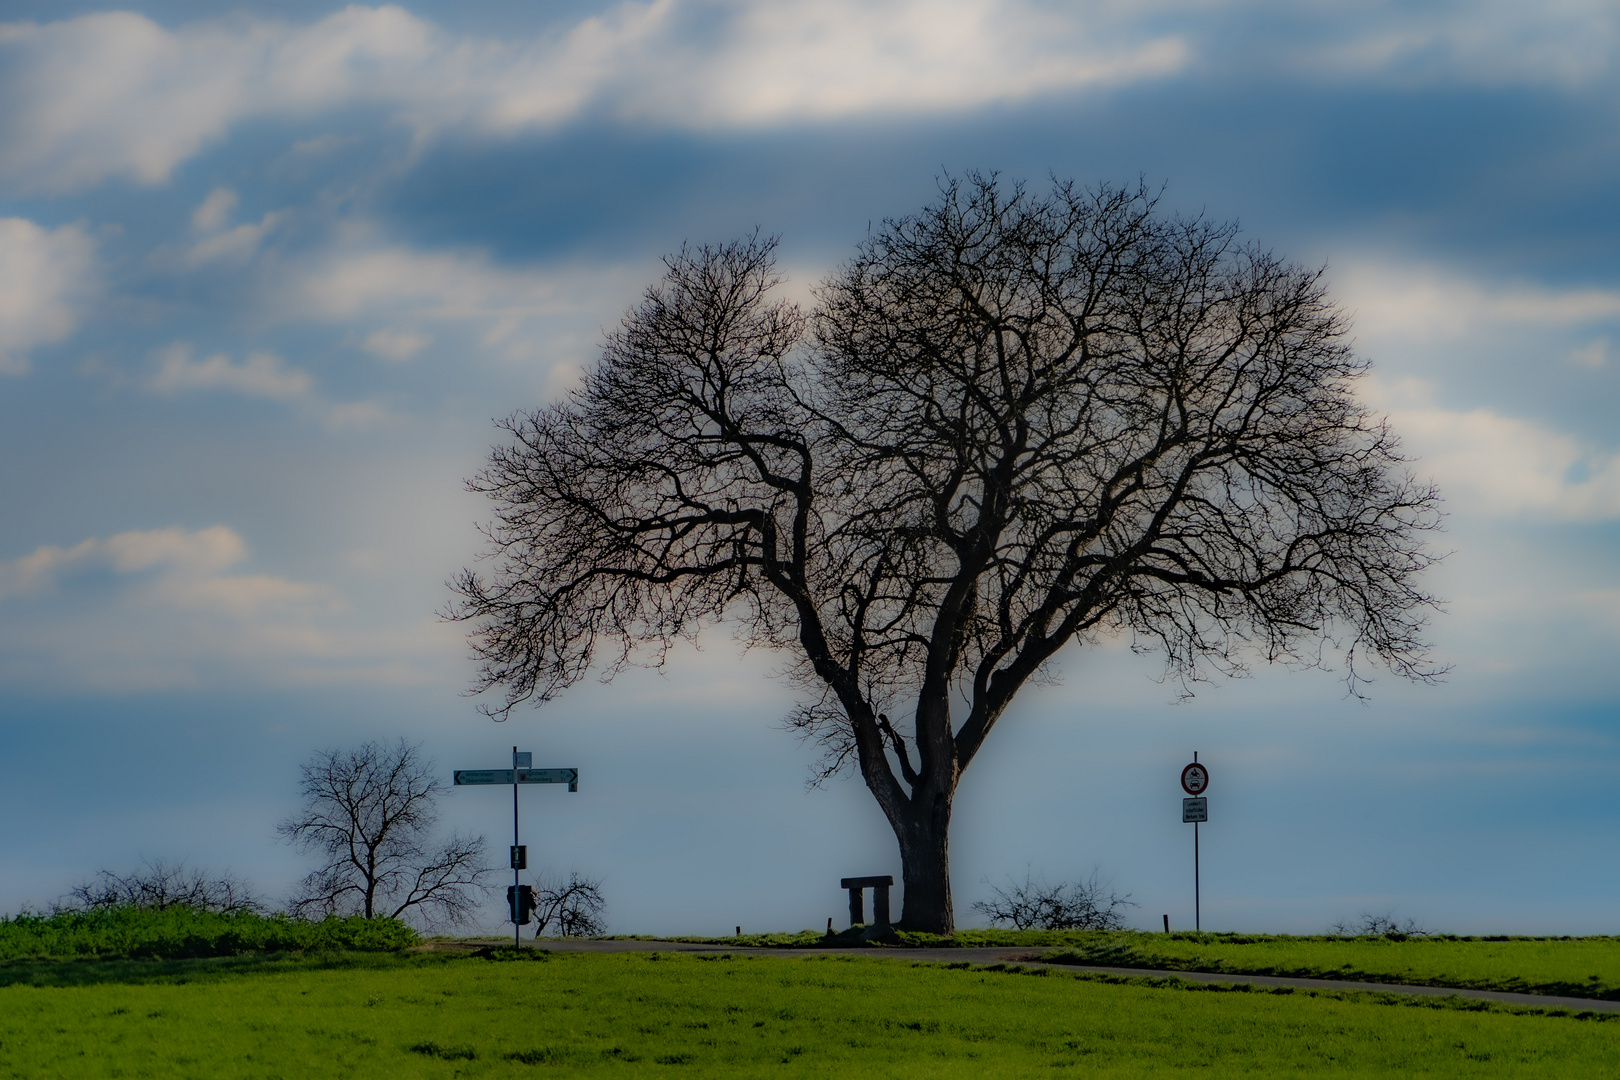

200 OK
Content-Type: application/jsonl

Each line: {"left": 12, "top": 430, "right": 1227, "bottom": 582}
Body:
{"left": 4, "top": 948, "right": 1619, "bottom": 1078}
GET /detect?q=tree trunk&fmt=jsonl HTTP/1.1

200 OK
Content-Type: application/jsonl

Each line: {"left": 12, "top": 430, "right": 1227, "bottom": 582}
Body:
{"left": 893, "top": 786, "right": 956, "bottom": 934}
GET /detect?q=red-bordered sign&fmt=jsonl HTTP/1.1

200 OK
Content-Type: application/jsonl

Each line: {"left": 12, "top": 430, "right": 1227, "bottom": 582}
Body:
{"left": 1181, "top": 762, "right": 1209, "bottom": 795}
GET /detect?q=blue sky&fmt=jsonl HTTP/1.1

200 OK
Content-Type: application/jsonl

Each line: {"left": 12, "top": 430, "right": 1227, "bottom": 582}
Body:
{"left": 2, "top": 1, "right": 1618, "bottom": 936}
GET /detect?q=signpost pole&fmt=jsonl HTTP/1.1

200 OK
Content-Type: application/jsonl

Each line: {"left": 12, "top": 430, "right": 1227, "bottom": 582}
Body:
{"left": 512, "top": 746, "right": 520, "bottom": 951}
{"left": 1179, "top": 752, "right": 1208, "bottom": 933}
{"left": 452, "top": 758, "right": 575, "bottom": 944}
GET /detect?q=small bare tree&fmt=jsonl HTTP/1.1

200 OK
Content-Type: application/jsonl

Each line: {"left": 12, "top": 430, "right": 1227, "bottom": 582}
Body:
{"left": 278, "top": 739, "right": 494, "bottom": 926}
{"left": 532, "top": 870, "right": 607, "bottom": 937}
{"left": 972, "top": 869, "right": 1135, "bottom": 930}
{"left": 66, "top": 858, "right": 262, "bottom": 914}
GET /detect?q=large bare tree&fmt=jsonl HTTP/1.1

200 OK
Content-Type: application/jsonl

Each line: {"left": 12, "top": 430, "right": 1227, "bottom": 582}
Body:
{"left": 279, "top": 739, "right": 493, "bottom": 926}
{"left": 450, "top": 175, "right": 1443, "bottom": 933}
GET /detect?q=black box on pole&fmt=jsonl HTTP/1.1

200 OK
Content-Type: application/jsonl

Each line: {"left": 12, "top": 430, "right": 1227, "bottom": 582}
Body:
{"left": 507, "top": 885, "right": 535, "bottom": 925}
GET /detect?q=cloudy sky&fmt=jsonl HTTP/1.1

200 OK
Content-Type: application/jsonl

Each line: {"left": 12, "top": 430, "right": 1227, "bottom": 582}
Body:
{"left": 2, "top": 0, "right": 1618, "bottom": 936}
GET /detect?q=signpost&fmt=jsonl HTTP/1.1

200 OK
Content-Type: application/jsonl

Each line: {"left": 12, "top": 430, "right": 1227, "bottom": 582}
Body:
{"left": 454, "top": 748, "right": 579, "bottom": 949}
{"left": 1181, "top": 753, "right": 1209, "bottom": 931}
{"left": 454, "top": 769, "right": 579, "bottom": 788}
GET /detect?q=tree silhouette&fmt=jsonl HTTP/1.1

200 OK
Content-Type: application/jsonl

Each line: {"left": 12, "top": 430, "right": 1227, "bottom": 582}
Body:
{"left": 450, "top": 174, "right": 1444, "bottom": 933}
{"left": 279, "top": 739, "right": 493, "bottom": 926}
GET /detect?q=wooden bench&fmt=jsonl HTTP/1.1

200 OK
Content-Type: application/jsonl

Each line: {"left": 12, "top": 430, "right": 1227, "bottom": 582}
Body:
{"left": 839, "top": 875, "right": 894, "bottom": 930}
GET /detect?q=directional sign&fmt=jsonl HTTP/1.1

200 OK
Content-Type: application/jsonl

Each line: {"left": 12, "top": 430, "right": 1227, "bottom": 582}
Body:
{"left": 1180, "top": 761, "right": 1210, "bottom": 795}
{"left": 518, "top": 769, "right": 578, "bottom": 787}
{"left": 1183, "top": 797, "right": 1208, "bottom": 823}
{"left": 454, "top": 768, "right": 579, "bottom": 788}
{"left": 455, "top": 769, "right": 512, "bottom": 785}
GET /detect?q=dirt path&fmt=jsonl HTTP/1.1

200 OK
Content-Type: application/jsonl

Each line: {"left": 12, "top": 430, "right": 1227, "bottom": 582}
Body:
{"left": 424, "top": 938, "right": 1620, "bottom": 1014}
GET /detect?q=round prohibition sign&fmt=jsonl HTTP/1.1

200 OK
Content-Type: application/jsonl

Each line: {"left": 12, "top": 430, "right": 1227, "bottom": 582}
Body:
{"left": 1181, "top": 762, "right": 1210, "bottom": 795}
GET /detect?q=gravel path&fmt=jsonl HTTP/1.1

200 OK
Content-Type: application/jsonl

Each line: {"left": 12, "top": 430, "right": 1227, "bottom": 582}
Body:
{"left": 431, "top": 938, "right": 1620, "bottom": 1014}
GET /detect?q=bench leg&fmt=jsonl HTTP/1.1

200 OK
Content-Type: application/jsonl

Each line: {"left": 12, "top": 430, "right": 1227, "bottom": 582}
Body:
{"left": 873, "top": 885, "right": 891, "bottom": 930}
{"left": 848, "top": 887, "right": 864, "bottom": 926}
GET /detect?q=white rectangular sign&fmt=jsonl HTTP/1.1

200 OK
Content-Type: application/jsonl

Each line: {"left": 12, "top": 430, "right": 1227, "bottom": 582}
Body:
{"left": 454, "top": 768, "right": 578, "bottom": 787}
{"left": 1183, "top": 797, "right": 1207, "bottom": 823}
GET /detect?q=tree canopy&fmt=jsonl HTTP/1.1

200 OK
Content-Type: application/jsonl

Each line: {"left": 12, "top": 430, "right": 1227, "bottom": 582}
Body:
{"left": 450, "top": 174, "right": 1443, "bottom": 932}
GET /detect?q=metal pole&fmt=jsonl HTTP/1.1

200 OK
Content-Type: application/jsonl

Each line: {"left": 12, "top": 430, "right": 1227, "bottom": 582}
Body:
{"left": 513, "top": 745, "right": 520, "bottom": 951}
{"left": 1193, "top": 750, "right": 1200, "bottom": 933}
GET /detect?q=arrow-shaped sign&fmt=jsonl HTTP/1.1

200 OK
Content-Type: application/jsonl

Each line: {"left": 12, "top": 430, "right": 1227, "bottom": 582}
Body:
{"left": 454, "top": 768, "right": 578, "bottom": 789}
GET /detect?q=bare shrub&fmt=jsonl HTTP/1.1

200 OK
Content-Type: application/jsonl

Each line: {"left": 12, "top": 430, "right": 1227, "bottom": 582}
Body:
{"left": 1330, "top": 911, "right": 1430, "bottom": 939}
{"left": 972, "top": 869, "right": 1135, "bottom": 931}
{"left": 533, "top": 871, "right": 607, "bottom": 937}
{"left": 65, "top": 858, "right": 262, "bottom": 914}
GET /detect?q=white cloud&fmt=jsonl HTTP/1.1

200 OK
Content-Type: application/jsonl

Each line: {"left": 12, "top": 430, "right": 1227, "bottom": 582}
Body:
{"left": 185, "top": 186, "right": 282, "bottom": 264}
{"left": 1296, "top": 0, "right": 1620, "bottom": 89}
{"left": 293, "top": 245, "right": 563, "bottom": 321}
{"left": 191, "top": 187, "right": 239, "bottom": 232}
{"left": 0, "top": 525, "right": 459, "bottom": 692}
{"left": 146, "top": 342, "right": 390, "bottom": 429}
{"left": 275, "top": 239, "right": 641, "bottom": 367}
{"left": 4, "top": 3, "right": 1612, "bottom": 194}
{"left": 1403, "top": 407, "right": 1620, "bottom": 521}
{"left": 187, "top": 212, "right": 282, "bottom": 265}
{"left": 1571, "top": 337, "right": 1609, "bottom": 370}
{"left": 1407, "top": 524, "right": 1620, "bottom": 695}
{"left": 150, "top": 344, "right": 313, "bottom": 401}
{"left": 362, "top": 328, "right": 431, "bottom": 361}
{"left": 0, "top": 217, "right": 96, "bottom": 373}
{"left": 0, "top": 3, "right": 1187, "bottom": 192}
{"left": 321, "top": 399, "right": 393, "bottom": 430}
{"left": 1334, "top": 259, "right": 1620, "bottom": 342}
{"left": 0, "top": 525, "right": 316, "bottom": 612}
{"left": 1359, "top": 376, "right": 1620, "bottom": 522}
{"left": 0, "top": 8, "right": 440, "bottom": 191}
{"left": 1327, "top": 258, "right": 1620, "bottom": 520}
{"left": 528, "top": 0, "right": 1188, "bottom": 129}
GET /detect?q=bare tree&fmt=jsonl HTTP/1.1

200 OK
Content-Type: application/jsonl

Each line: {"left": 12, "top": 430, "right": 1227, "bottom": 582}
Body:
{"left": 532, "top": 870, "right": 607, "bottom": 937}
{"left": 278, "top": 739, "right": 494, "bottom": 926}
{"left": 972, "top": 869, "right": 1135, "bottom": 931}
{"left": 449, "top": 174, "right": 1444, "bottom": 934}
{"left": 66, "top": 858, "right": 262, "bottom": 914}
{"left": 1330, "top": 911, "right": 1430, "bottom": 939}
